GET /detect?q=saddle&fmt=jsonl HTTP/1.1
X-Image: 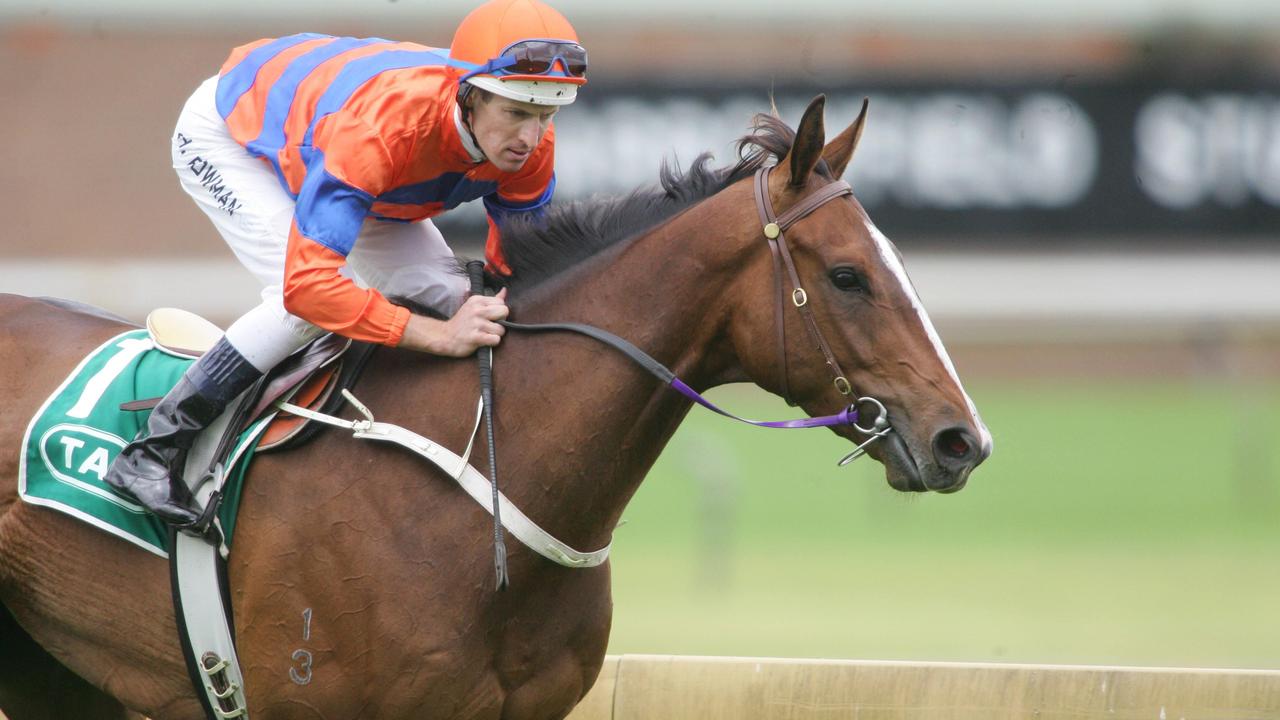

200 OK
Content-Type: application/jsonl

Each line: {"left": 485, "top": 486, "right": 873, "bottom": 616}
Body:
{"left": 138, "top": 307, "right": 375, "bottom": 454}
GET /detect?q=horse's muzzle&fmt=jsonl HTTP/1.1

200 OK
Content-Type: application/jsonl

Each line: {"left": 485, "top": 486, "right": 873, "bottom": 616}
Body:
{"left": 878, "top": 431, "right": 929, "bottom": 493}
{"left": 876, "top": 423, "right": 989, "bottom": 494}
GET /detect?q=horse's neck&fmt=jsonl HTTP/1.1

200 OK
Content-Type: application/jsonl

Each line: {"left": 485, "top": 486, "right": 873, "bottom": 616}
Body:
{"left": 492, "top": 199, "right": 749, "bottom": 551}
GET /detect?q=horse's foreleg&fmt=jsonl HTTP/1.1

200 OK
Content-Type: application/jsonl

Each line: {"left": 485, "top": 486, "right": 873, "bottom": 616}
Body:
{"left": 0, "top": 603, "right": 134, "bottom": 720}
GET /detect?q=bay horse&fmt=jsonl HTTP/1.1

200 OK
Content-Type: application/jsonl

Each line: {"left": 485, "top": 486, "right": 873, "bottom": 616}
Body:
{"left": 0, "top": 96, "right": 990, "bottom": 719}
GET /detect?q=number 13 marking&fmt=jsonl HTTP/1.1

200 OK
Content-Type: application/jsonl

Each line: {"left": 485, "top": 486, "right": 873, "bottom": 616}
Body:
{"left": 290, "top": 608, "right": 314, "bottom": 685}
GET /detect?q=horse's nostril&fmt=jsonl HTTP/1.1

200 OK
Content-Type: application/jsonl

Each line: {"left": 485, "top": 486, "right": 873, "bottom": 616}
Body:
{"left": 934, "top": 428, "right": 975, "bottom": 465}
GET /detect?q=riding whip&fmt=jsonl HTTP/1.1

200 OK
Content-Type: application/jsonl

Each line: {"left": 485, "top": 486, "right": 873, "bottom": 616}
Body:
{"left": 467, "top": 260, "right": 510, "bottom": 590}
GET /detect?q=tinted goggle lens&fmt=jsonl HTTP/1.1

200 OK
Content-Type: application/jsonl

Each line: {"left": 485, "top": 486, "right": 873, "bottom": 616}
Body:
{"left": 503, "top": 41, "right": 587, "bottom": 77}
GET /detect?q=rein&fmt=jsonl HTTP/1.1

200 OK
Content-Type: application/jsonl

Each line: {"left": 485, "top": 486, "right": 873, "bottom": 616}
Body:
{"left": 273, "top": 167, "right": 894, "bottom": 584}
{"left": 498, "top": 165, "right": 895, "bottom": 464}
{"left": 502, "top": 318, "right": 864, "bottom": 430}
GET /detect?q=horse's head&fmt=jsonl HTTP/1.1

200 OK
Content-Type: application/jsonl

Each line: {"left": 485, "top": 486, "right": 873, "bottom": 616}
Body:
{"left": 725, "top": 95, "right": 992, "bottom": 493}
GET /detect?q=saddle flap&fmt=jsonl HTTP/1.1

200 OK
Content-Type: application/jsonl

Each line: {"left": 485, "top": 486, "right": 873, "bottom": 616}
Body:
{"left": 256, "top": 365, "right": 341, "bottom": 450}
{"left": 250, "top": 333, "right": 350, "bottom": 421}
{"left": 254, "top": 339, "right": 377, "bottom": 454}
{"left": 122, "top": 328, "right": 358, "bottom": 454}
{"left": 147, "top": 308, "right": 224, "bottom": 358}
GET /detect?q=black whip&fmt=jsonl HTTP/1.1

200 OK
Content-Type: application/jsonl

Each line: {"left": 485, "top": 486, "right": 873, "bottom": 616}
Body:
{"left": 466, "top": 260, "right": 509, "bottom": 590}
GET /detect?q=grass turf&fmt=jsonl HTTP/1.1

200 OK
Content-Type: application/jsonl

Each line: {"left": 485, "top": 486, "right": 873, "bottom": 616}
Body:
{"left": 603, "top": 378, "right": 1280, "bottom": 669}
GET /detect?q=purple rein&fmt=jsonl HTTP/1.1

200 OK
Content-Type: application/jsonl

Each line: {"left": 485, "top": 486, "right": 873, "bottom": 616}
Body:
{"left": 501, "top": 319, "right": 860, "bottom": 430}
{"left": 669, "top": 378, "right": 858, "bottom": 428}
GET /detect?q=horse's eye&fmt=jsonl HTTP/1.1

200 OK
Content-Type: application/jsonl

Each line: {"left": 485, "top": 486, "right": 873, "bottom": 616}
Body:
{"left": 829, "top": 266, "right": 865, "bottom": 292}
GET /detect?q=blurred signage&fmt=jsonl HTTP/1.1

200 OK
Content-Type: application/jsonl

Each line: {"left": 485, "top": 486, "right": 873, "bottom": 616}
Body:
{"left": 1136, "top": 93, "right": 1280, "bottom": 209}
{"left": 438, "top": 78, "right": 1280, "bottom": 245}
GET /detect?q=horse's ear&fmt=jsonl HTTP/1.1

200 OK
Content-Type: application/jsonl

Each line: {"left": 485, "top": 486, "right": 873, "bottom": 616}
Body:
{"left": 783, "top": 95, "right": 827, "bottom": 189}
{"left": 822, "top": 97, "right": 869, "bottom": 180}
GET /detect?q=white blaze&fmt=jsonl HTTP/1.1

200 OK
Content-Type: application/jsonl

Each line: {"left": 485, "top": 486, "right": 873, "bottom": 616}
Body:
{"left": 867, "top": 223, "right": 994, "bottom": 453}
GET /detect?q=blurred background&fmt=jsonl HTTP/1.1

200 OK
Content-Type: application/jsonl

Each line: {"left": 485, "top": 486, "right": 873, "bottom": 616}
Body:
{"left": 2, "top": 0, "right": 1278, "bottom": 670}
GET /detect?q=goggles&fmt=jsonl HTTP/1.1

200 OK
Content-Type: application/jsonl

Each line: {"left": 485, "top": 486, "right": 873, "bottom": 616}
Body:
{"left": 460, "top": 40, "right": 588, "bottom": 83}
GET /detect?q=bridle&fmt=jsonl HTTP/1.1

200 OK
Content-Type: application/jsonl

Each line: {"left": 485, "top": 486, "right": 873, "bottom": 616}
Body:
{"left": 497, "top": 163, "right": 894, "bottom": 465}
{"left": 353, "top": 159, "right": 905, "bottom": 590}
{"left": 751, "top": 165, "right": 893, "bottom": 465}
{"left": 753, "top": 165, "right": 857, "bottom": 405}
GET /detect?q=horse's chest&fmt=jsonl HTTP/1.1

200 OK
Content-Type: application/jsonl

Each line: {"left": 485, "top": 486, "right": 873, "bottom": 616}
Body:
{"left": 237, "top": 575, "right": 611, "bottom": 718}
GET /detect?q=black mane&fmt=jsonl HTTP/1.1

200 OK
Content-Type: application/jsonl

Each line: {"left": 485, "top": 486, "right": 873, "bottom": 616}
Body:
{"left": 499, "top": 112, "right": 831, "bottom": 291}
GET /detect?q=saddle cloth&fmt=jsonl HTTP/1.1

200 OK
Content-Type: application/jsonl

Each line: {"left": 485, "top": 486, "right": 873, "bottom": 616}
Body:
{"left": 17, "top": 310, "right": 351, "bottom": 556}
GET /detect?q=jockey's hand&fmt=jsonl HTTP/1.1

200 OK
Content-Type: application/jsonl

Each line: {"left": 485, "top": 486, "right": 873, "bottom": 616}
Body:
{"left": 399, "top": 288, "right": 509, "bottom": 357}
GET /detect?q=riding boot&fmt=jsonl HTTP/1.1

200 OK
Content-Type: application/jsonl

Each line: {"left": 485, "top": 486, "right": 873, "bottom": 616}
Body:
{"left": 105, "top": 337, "right": 262, "bottom": 527}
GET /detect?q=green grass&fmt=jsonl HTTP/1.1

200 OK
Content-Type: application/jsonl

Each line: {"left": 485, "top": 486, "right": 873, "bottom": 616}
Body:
{"left": 603, "top": 377, "right": 1280, "bottom": 669}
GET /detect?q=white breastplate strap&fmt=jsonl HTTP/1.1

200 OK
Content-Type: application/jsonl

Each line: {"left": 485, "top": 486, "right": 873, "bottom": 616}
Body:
{"left": 276, "top": 391, "right": 611, "bottom": 568}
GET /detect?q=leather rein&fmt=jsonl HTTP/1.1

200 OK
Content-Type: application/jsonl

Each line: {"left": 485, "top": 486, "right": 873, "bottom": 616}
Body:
{"left": 500, "top": 164, "right": 894, "bottom": 462}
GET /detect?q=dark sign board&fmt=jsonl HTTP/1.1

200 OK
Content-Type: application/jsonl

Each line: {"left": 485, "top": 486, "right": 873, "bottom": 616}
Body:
{"left": 435, "top": 74, "right": 1280, "bottom": 248}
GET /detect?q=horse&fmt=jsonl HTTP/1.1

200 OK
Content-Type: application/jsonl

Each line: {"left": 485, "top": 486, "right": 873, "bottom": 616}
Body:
{"left": 0, "top": 95, "right": 991, "bottom": 719}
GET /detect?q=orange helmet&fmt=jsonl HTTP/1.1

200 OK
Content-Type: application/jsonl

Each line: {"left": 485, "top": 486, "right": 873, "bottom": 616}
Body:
{"left": 451, "top": 0, "right": 587, "bottom": 106}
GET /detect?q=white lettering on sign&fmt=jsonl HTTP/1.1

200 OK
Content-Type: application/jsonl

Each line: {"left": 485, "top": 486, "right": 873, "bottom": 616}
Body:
{"left": 1135, "top": 93, "right": 1280, "bottom": 208}
{"left": 59, "top": 435, "right": 85, "bottom": 469}
{"left": 77, "top": 447, "right": 111, "bottom": 481}
{"left": 547, "top": 92, "right": 1098, "bottom": 211}
{"left": 862, "top": 92, "right": 1097, "bottom": 209}
{"left": 38, "top": 424, "right": 137, "bottom": 510}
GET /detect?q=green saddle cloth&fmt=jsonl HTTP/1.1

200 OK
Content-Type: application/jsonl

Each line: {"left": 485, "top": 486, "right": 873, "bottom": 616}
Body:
{"left": 18, "top": 330, "right": 269, "bottom": 557}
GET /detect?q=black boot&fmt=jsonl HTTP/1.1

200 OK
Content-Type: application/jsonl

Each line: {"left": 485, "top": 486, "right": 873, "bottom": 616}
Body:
{"left": 105, "top": 338, "right": 262, "bottom": 527}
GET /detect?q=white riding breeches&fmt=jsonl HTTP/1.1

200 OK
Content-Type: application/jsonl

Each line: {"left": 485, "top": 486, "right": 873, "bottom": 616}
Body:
{"left": 171, "top": 75, "right": 467, "bottom": 372}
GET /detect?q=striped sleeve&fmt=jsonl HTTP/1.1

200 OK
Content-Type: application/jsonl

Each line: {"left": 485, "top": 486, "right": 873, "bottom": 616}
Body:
{"left": 282, "top": 114, "right": 410, "bottom": 346}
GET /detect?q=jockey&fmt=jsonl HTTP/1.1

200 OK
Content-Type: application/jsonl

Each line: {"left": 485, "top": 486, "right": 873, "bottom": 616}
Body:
{"left": 105, "top": 0, "right": 587, "bottom": 529}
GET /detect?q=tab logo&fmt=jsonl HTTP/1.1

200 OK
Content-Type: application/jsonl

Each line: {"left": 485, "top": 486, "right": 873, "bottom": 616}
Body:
{"left": 38, "top": 424, "right": 144, "bottom": 512}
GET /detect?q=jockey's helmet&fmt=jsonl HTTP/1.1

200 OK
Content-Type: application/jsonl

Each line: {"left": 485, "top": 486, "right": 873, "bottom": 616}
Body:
{"left": 451, "top": 0, "right": 587, "bottom": 107}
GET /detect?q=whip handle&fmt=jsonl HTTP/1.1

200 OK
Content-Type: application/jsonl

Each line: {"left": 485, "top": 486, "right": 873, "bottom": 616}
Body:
{"left": 465, "top": 260, "right": 509, "bottom": 590}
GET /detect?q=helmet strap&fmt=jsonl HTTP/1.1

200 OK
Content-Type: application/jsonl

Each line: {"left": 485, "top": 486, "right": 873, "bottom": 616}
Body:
{"left": 456, "top": 86, "right": 489, "bottom": 164}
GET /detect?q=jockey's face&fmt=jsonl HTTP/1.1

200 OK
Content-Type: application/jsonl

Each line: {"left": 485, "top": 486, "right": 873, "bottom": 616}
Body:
{"left": 467, "top": 92, "right": 558, "bottom": 173}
